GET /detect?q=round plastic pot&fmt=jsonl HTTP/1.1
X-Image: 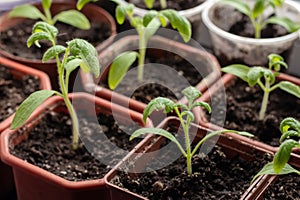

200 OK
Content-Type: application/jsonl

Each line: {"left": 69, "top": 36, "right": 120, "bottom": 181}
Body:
{"left": 202, "top": 0, "right": 300, "bottom": 66}
{"left": 0, "top": 56, "right": 51, "bottom": 199}
{"left": 80, "top": 35, "right": 221, "bottom": 114}
{"left": 0, "top": 1, "right": 116, "bottom": 90}
{"left": 196, "top": 72, "right": 300, "bottom": 156}
{"left": 0, "top": 92, "right": 153, "bottom": 200}
{"left": 104, "top": 116, "right": 274, "bottom": 200}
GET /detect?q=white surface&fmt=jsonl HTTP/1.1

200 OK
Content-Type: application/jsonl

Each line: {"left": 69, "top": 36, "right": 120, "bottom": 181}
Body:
{"left": 0, "top": 0, "right": 40, "bottom": 11}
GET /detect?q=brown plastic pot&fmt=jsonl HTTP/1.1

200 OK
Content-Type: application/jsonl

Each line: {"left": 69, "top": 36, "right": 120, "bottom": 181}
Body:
{"left": 0, "top": 1, "right": 116, "bottom": 90}
{"left": 104, "top": 116, "right": 274, "bottom": 200}
{"left": 81, "top": 35, "right": 221, "bottom": 114}
{"left": 196, "top": 72, "right": 300, "bottom": 156}
{"left": 0, "top": 92, "right": 153, "bottom": 200}
{"left": 0, "top": 56, "right": 51, "bottom": 199}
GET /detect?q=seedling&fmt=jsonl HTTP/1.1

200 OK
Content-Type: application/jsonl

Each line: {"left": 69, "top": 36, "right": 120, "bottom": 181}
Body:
{"left": 144, "top": 0, "right": 167, "bottom": 9}
{"left": 9, "top": 0, "right": 90, "bottom": 30}
{"left": 220, "top": 0, "right": 300, "bottom": 38}
{"left": 10, "top": 22, "right": 100, "bottom": 150}
{"left": 107, "top": 0, "right": 191, "bottom": 90}
{"left": 252, "top": 117, "right": 300, "bottom": 182}
{"left": 130, "top": 86, "right": 253, "bottom": 175}
{"left": 222, "top": 54, "right": 300, "bottom": 121}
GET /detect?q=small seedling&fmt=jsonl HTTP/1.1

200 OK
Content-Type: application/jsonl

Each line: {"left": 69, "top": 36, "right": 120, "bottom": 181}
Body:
{"left": 9, "top": 0, "right": 90, "bottom": 30}
{"left": 107, "top": 0, "right": 191, "bottom": 90}
{"left": 222, "top": 54, "right": 300, "bottom": 121}
{"left": 130, "top": 86, "right": 253, "bottom": 175}
{"left": 252, "top": 117, "right": 300, "bottom": 182}
{"left": 144, "top": 0, "right": 167, "bottom": 9}
{"left": 220, "top": 0, "right": 300, "bottom": 38}
{"left": 10, "top": 22, "right": 100, "bottom": 150}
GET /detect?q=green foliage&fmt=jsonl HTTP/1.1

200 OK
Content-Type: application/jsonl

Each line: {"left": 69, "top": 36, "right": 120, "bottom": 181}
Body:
{"left": 220, "top": 0, "right": 300, "bottom": 38}
{"left": 10, "top": 22, "right": 100, "bottom": 150}
{"left": 252, "top": 117, "right": 300, "bottom": 183}
{"left": 108, "top": 1, "right": 191, "bottom": 89}
{"left": 130, "top": 86, "right": 253, "bottom": 175}
{"left": 222, "top": 54, "right": 300, "bottom": 120}
{"left": 9, "top": 0, "right": 90, "bottom": 30}
{"left": 144, "top": 0, "right": 167, "bottom": 9}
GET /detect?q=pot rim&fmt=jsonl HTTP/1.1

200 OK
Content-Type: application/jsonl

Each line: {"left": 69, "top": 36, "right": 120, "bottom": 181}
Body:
{"left": 202, "top": 0, "right": 300, "bottom": 45}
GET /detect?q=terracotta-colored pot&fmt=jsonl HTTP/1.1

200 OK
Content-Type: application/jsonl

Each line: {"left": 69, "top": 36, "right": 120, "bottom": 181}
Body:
{"left": 0, "top": 56, "right": 51, "bottom": 199}
{"left": 0, "top": 92, "right": 153, "bottom": 200}
{"left": 104, "top": 116, "right": 274, "bottom": 199}
{"left": 0, "top": 1, "right": 116, "bottom": 90}
{"left": 196, "top": 72, "right": 300, "bottom": 158}
{"left": 80, "top": 35, "right": 221, "bottom": 114}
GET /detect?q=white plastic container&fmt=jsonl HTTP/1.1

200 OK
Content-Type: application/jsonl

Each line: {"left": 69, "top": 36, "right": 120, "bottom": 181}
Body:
{"left": 202, "top": 0, "right": 300, "bottom": 66}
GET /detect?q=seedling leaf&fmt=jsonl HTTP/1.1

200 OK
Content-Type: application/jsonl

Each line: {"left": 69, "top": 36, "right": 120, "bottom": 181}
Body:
{"left": 53, "top": 10, "right": 90, "bottom": 30}
{"left": 9, "top": 5, "right": 45, "bottom": 20}
{"left": 221, "top": 64, "right": 250, "bottom": 82}
{"left": 266, "top": 17, "right": 300, "bottom": 33}
{"left": 277, "top": 81, "right": 300, "bottom": 98}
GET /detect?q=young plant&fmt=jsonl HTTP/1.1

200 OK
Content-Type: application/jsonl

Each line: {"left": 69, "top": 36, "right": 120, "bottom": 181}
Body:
{"left": 222, "top": 54, "right": 300, "bottom": 121}
{"left": 10, "top": 22, "right": 100, "bottom": 150}
{"left": 144, "top": 0, "right": 167, "bottom": 9}
{"left": 107, "top": 0, "right": 191, "bottom": 90}
{"left": 252, "top": 117, "right": 300, "bottom": 182}
{"left": 220, "top": 0, "right": 300, "bottom": 38}
{"left": 130, "top": 86, "right": 253, "bottom": 175}
{"left": 9, "top": 0, "right": 90, "bottom": 30}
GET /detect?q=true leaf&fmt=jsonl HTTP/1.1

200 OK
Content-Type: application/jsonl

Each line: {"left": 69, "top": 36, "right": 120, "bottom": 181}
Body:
{"left": 280, "top": 117, "right": 300, "bottom": 133}
{"left": 143, "top": 97, "right": 176, "bottom": 123}
{"left": 181, "top": 111, "right": 194, "bottom": 122}
{"left": 280, "top": 130, "right": 300, "bottom": 143}
{"left": 182, "top": 86, "right": 202, "bottom": 105}
{"left": 9, "top": 4, "right": 45, "bottom": 21}
{"left": 277, "top": 81, "right": 300, "bottom": 98}
{"left": 53, "top": 10, "right": 91, "bottom": 30}
{"left": 67, "top": 39, "right": 100, "bottom": 77}
{"left": 11, "top": 90, "right": 56, "bottom": 129}
{"left": 247, "top": 67, "right": 266, "bottom": 86}
{"left": 273, "top": 139, "right": 299, "bottom": 173}
{"left": 144, "top": 18, "right": 161, "bottom": 41}
{"left": 65, "top": 58, "right": 82, "bottom": 75}
{"left": 252, "top": 0, "right": 265, "bottom": 19}
{"left": 27, "top": 32, "right": 52, "bottom": 48}
{"left": 32, "top": 21, "right": 58, "bottom": 40}
{"left": 42, "top": 45, "right": 66, "bottom": 62}
{"left": 192, "top": 101, "right": 211, "bottom": 113}
{"left": 221, "top": 64, "right": 250, "bottom": 82}
{"left": 143, "top": 10, "right": 158, "bottom": 27}
{"left": 108, "top": 51, "right": 138, "bottom": 90}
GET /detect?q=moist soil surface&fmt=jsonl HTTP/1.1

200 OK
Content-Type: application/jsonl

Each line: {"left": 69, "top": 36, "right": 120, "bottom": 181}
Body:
{"left": 0, "top": 65, "right": 39, "bottom": 122}
{"left": 206, "top": 78, "right": 300, "bottom": 146}
{"left": 112, "top": 144, "right": 271, "bottom": 200}
{"left": 127, "top": 0, "right": 205, "bottom": 11}
{"left": 101, "top": 50, "right": 209, "bottom": 104}
{"left": 11, "top": 111, "right": 143, "bottom": 181}
{"left": 263, "top": 174, "right": 300, "bottom": 200}
{"left": 0, "top": 20, "right": 112, "bottom": 60}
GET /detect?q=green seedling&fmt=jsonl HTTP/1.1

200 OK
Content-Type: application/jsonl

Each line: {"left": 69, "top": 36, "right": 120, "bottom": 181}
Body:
{"left": 252, "top": 117, "right": 300, "bottom": 183}
{"left": 9, "top": 0, "right": 90, "bottom": 30}
{"left": 220, "top": 0, "right": 300, "bottom": 38}
{"left": 130, "top": 86, "right": 253, "bottom": 175}
{"left": 107, "top": 0, "right": 191, "bottom": 90}
{"left": 10, "top": 22, "right": 100, "bottom": 150}
{"left": 222, "top": 54, "right": 300, "bottom": 121}
{"left": 144, "top": 0, "right": 167, "bottom": 9}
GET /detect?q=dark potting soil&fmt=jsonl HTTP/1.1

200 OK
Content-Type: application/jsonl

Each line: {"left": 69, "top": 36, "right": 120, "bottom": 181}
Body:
{"left": 112, "top": 145, "right": 271, "bottom": 200}
{"left": 11, "top": 111, "right": 143, "bottom": 181}
{"left": 126, "top": 0, "right": 205, "bottom": 11}
{"left": 206, "top": 78, "right": 300, "bottom": 146}
{"left": 263, "top": 174, "right": 300, "bottom": 200}
{"left": 0, "top": 20, "right": 111, "bottom": 60}
{"left": 0, "top": 65, "right": 39, "bottom": 122}
{"left": 101, "top": 50, "right": 207, "bottom": 104}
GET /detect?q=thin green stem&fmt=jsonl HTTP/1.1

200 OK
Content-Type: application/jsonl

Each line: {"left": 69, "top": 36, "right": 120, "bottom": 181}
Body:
{"left": 43, "top": 7, "right": 53, "bottom": 25}
{"left": 259, "top": 81, "right": 270, "bottom": 121}
{"left": 160, "top": 0, "right": 167, "bottom": 9}
{"left": 137, "top": 29, "right": 147, "bottom": 82}
{"left": 175, "top": 107, "right": 192, "bottom": 175}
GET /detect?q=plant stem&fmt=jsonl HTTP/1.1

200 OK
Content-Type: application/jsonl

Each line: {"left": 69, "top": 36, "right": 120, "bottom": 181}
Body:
{"left": 254, "top": 16, "right": 262, "bottom": 39}
{"left": 137, "top": 30, "right": 147, "bottom": 82}
{"left": 259, "top": 81, "right": 270, "bottom": 120}
{"left": 160, "top": 0, "right": 167, "bottom": 9}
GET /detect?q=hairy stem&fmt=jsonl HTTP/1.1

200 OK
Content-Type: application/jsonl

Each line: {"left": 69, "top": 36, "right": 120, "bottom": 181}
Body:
{"left": 259, "top": 81, "right": 270, "bottom": 120}
{"left": 138, "top": 29, "right": 147, "bottom": 81}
